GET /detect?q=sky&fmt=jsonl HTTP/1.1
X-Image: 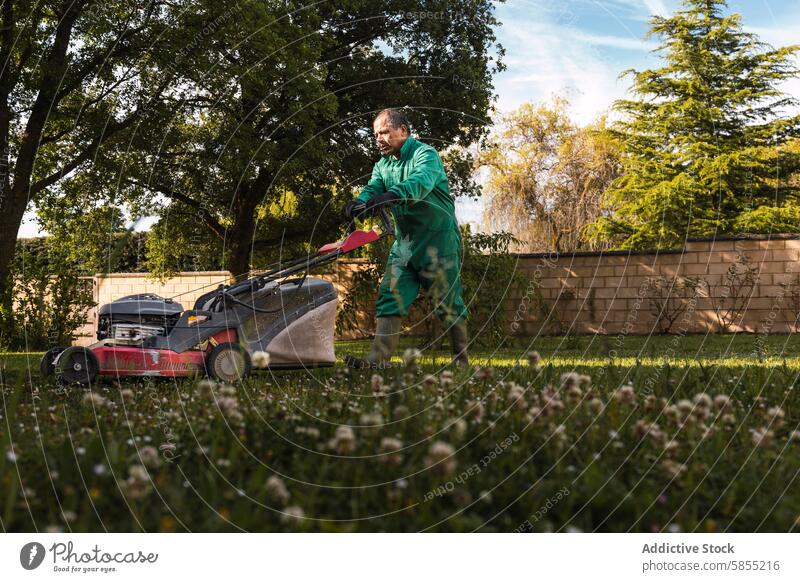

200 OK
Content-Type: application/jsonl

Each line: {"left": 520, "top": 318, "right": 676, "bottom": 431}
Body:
{"left": 17, "top": 0, "right": 800, "bottom": 238}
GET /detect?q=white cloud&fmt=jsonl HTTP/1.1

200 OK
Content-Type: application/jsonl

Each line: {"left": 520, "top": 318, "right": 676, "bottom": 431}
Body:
{"left": 642, "top": 0, "right": 669, "bottom": 17}
{"left": 493, "top": 20, "right": 633, "bottom": 124}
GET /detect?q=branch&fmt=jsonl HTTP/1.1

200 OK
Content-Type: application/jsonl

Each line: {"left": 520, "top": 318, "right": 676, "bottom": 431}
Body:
{"left": 125, "top": 177, "right": 225, "bottom": 239}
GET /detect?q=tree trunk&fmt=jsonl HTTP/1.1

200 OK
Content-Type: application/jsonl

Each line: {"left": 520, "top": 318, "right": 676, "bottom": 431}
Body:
{"left": 226, "top": 194, "right": 260, "bottom": 278}
{"left": 0, "top": 187, "right": 29, "bottom": 341}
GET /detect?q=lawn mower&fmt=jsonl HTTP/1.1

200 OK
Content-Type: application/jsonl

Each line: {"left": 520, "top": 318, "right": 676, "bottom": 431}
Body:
{"left": 41, "top": 210, "right": 393, "bottom": 385}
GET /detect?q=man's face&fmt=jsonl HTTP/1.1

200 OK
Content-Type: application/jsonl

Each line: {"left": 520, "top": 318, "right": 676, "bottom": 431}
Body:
{"left": 373, "top": 114, "right": 409, "bottom": 158}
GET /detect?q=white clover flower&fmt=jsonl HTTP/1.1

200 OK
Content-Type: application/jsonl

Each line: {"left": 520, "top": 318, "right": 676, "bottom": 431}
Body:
{"left": 425, "top": 441, "right": 457, "bottom": 476}
{"left": 138, "top": 446, "right": 161, "bottom": 469}
{"left": 197, "top": 379, "right": 216, "bottom": 399}
{"left": 265, "top": 475, "right": 290, "bottom": 506}
{"left": 661, "top": 459, "right": 687, "bottom": 478}
{"left": 527, "top": 351, "right": 541, "bottom": 367}
{"left": 252, "top": 350, "right": 270, "bottom": 369}
{"left": 560, "top": 372, "right": 580, "bottom": 390}
{"left": 402, "top": 347, "right": 422, "bottom": 366}
{"left": 751, "top": 427, "right": 774, "bottom": 448}
{"left": 281, "top": 505, "right": 305, "bottom": 526}
{"left": 714, "top": 394, "right": 731, "bottom": 412}
{"left": 82, "top": 392, "right": 107, "bottom": 408}
{"left": 330, "top": 425, "right": 357, "bottom": 454}
{"left": 379, "top": 437, "right": 404, "bottom": 465}
{"left": 613, "top": 384, "right": 636, "bottom": 405}
{"left": 693, "top": 392, "right": 712, "bottom": 409}
{"left": 370, "top": 374, "right": 384, "bottom": 392}
{"left": 120, "top": 389, "right": 135, "bottom": 403}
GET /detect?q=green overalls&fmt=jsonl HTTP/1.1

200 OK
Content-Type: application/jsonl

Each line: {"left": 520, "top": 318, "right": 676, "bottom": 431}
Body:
{"left": 357, "top": 136, "right": 468, "bottom": 325}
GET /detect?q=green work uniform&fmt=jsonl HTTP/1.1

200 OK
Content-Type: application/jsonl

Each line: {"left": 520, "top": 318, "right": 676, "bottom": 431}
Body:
{"left": 356, "top": 136, "right": 468, "bottom": 324}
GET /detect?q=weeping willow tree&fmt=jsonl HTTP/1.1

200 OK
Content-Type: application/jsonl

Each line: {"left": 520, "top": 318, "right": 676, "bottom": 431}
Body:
{"left": 480, "top": 99, "right": 623, "bottom": 252}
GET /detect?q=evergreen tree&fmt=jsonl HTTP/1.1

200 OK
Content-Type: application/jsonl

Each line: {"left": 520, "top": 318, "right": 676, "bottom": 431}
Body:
{"left": 588, "top": 0, "right": 800, "bottom": 249}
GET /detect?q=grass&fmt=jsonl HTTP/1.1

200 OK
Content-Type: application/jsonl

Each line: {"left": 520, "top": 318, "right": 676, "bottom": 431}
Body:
{"left": 0, "top": 333, "right": 799, "bottom": 532}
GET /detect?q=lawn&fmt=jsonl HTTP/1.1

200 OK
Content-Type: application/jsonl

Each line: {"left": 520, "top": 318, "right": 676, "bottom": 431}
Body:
{"left": 1, "top": 333, "right": 799, "bottom": 532}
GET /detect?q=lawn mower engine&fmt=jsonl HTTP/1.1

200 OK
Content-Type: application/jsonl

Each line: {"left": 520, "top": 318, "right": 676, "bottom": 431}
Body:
{"left": 96, "top": 293, "right": 183, "bottom": 344}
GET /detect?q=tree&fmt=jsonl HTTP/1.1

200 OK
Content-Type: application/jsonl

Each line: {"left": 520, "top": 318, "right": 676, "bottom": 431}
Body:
{"left": 0, "top": 0, "right": 170, "bottom": 337}
{"left": 81, "top": 0, "right": 503, "bottom": 278}
{"left": 588, "top": 0, "right": 800, "bottom": 250}
{"left": 480, "top": 99, "right": 622, "bottom": 252}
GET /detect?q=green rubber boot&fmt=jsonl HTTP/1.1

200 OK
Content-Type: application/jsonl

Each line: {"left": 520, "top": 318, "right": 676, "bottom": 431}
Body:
{"left": 345, "top": 316, "right": 402, "bottom": 369}
{"left": 449, "top": 320, "right": 469, "bottom": 368}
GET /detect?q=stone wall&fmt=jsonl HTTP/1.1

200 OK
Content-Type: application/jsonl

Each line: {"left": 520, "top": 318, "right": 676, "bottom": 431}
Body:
{"left": 504, "top": 236, "right": 800, "bottom": 337}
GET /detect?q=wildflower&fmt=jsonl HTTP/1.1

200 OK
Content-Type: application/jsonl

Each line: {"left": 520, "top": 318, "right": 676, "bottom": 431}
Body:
{"left": 402, "top": 348, "right": 422, "bottom": 366}
{"left": 393, "top": 405, "right": 410, "bottom": 419}
{"left": 330, "top": 425, "right": 357, "bottom": 454}
{"left": 527, "top": 351, "right": 541, "bottom": 367}
{"left": 251, "top": 351, "right": 270, "bottom": 369}
{"left": 82, "top": 392, "right": 107, "bottom": 408}
{"left": 766, "top": 406, "right": 785, "bottom": 429}
{"left": 359, "top": 412, "right": 383, "bottom": 430}
{"left": 217, "top": 396, "right": 243, "bottom": 424}
{"left": 507, "top": 383, "right": 527, "bottom": 409}
{"left": 138, "top": 446, "right": 161, "bottom": 469}
{"left": 661, "top": 460, "right": 687, "bottom": 478}
{"left": 422, "top": 374, "right": 437, "bottom": 388}
{"left": 551, "top": 424, "right": 568, "bottom": 451}
{"left": 440, "top": 370, "right": 454, "bottom": 388}
{"left": 751, "top": 427, "right": 774, "bottom": 448}
{"left": 676, "top": 399, "right": 694, "bottom": 416}
{"left": 789, "top": 430, "right": 800, "bottom": 442}
{"left": 379, "top": 437, "right": 404, "bottom": 465}
{"left": 120, "top": 465, "right": 151, "bottom": 500}
{"left": 693, "top": 392, "right": 712, "bottom": 410}
{"left": 613, "top": 384, "right": 636, "bottom": 405}
{"left": 560, "top": 372, "right": 579, "bottom": 390}
{"left": 714, "top": 394, "right": 731, "bottom": 412}
{"left": 265, "top": 476, "right": 290, "bottom": 506}
{"left": 371, "top": 374, "right": 384, "bottom": 393}
{"left": 120, "top": 389, "right": 135, "bottom": 403}
{"left": 197, "top": 379, "right": 216, "bottom": 399}
{"left": 446, "top": 418, "right": 468, "bottom": 440}
{"left": 587, "top": 398, "right": 605, "bottom": 415}
{"left": 565, "top": 384, "right": 583, "bottom": 403}
{"left": 425, "top": 441, "right": 457, "bottom": 476}
{"left": 474, "top": 366, "right": 494, "bottom": 380}
{"left": 281, "top": 505, "right": 305, "bottom": 526}
{"left": 466, "top": 399, "right": 484, "bottom": 422}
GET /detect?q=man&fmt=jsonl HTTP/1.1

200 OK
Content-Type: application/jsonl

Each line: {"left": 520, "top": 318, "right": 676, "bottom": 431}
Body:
{"left": 342, "top": 108, "right": 469, "bottom": 369}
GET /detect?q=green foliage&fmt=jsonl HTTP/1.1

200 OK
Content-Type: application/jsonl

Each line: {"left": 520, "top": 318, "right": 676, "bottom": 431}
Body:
{"left": 733, "top": 203, "right": 800, "bottom": 233}
{"left": 1, "top": 240, "right": 95, "bottom": 351}
{"left": 589, "top": 0, "right": 800, "bottom": 249}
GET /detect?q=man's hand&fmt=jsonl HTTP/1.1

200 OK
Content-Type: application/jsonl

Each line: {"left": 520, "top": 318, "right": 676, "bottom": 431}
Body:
{"left": 364, "top": 191, "right": 399, "bottom": 217}
{"left": 341, "top": 199, "right": 366, "bottom": 222}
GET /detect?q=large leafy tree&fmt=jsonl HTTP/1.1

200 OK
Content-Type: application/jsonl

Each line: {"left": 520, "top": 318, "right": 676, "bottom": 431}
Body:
{"left": 81, "top": 0, "right": 503, "bottom": 278}
{"left": 0, "top": 0, "right": 171, "bottom": 337}
{"left": 481, "top": 99, "right": 622, "bottom": 252}
{"left": 588, "top": 0, "right": 800, "bottom": 249}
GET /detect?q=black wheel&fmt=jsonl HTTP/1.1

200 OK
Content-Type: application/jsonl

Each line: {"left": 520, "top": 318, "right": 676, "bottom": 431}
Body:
{"left": 40, "top": 346, "right": 67, "bottom": 378}
{"left": 54, "top": 347, "right": 100, "bottom": 385}
{"left": 205, "top": 342, "right": 251, "bottom": 383}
